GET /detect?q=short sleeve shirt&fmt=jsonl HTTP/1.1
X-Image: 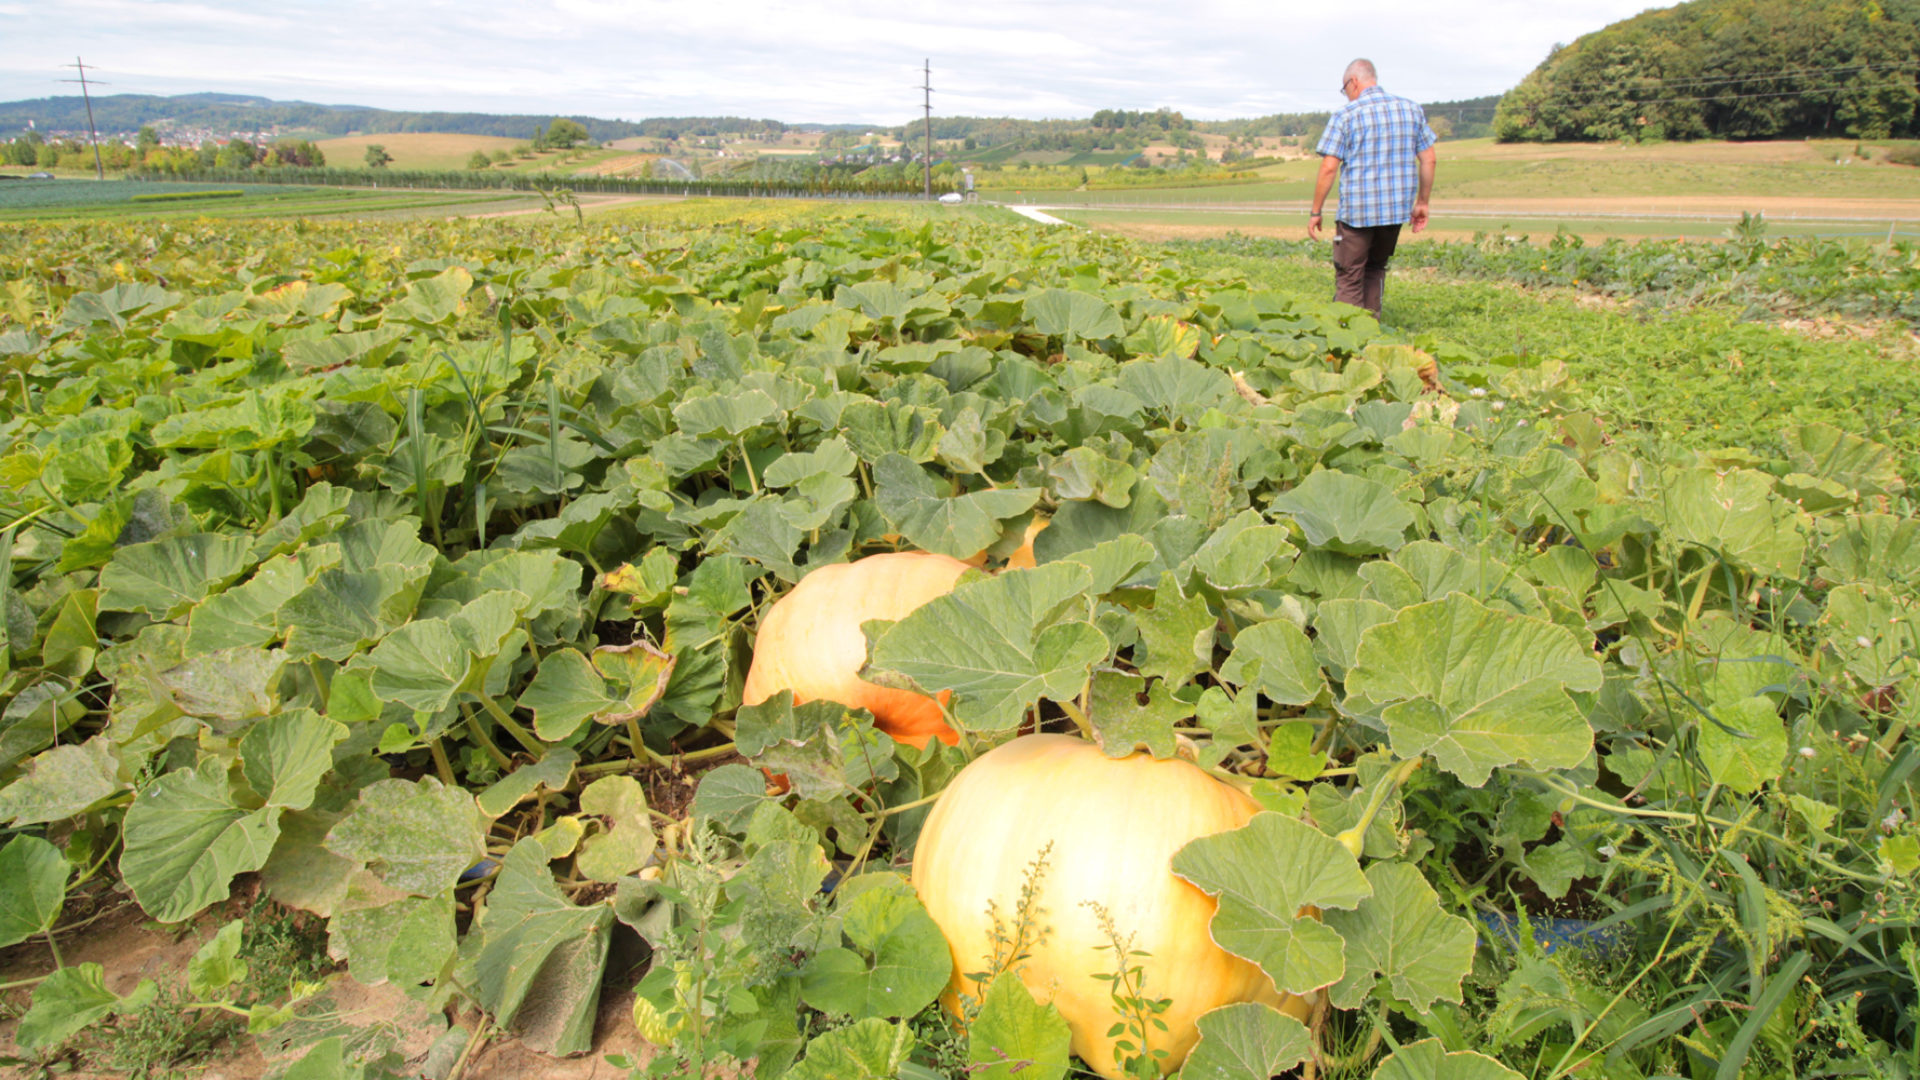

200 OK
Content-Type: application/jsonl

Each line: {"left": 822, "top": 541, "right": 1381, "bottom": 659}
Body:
{"left": 1315, "top": 87, "right": 1437, "bottom": 228}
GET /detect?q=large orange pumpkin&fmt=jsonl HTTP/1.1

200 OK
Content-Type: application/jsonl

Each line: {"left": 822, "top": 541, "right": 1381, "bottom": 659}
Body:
{"left": 742, "top": 552, "right": 971, "bottom": 749}
{"left": 912, "top": 734, "right": 1309, "bottom": 1078}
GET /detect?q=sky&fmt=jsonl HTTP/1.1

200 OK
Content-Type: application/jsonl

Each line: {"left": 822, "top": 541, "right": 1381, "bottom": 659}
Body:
{"left": 2, "top": 0, "right": 1672, "bottom": 123}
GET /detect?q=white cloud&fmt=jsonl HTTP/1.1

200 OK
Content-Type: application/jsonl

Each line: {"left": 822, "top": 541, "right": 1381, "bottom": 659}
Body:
{"left": 3, "top": 0, "right": 1672, "bottom": 122}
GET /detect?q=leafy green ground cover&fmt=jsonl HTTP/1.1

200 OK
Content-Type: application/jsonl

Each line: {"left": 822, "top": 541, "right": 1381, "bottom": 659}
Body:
{"left": 0, "top": 209, "right": 1914, "bottom": 1080}
{"left": 1180, "top": 237, "right": 1920, "bottom": 481}
{"left": 1055, "top": 206, "right": 1920, "bottom": 243}
{"left": 1190, "top": 225, "right": 1920, "bottom": 322}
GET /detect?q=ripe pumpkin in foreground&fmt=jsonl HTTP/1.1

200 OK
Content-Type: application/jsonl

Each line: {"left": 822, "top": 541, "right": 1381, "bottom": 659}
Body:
{"left": 911, "top": 734, "right": 1310, "bottom": 1079}
{"left": 742, "top": 551, "right": 971, "bottom": 749}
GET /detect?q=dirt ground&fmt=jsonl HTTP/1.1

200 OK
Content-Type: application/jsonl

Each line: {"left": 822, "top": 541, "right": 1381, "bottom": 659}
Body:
{"left": 0, "top": 885, "right": 650, "bottom": 1080}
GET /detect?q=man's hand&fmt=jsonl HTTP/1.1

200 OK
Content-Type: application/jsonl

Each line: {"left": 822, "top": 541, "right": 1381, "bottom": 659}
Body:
{"left": 1412, "top": 146, "right": 1436, "bottom": 234}
{"left": 1310, "top": 154, "right": 1340, "bottom": 241}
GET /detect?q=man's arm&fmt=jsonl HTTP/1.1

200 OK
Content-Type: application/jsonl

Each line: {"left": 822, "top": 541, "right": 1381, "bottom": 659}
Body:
{"left": 1411, "top": 146, "right": 1436, "bottom": 233}
{"left": 1309, "top": 154, "right": 1340, "bottom": 240}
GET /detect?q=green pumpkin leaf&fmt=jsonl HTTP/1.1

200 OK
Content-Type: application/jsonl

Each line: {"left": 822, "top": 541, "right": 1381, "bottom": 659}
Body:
{"left": 189, "top": 547, "right": 337, "bottom": 653}
{"left": 0, "top": 835, "right": 70, "bottom": 948}
{"left": 1221, "top": 619, "right": 1327, "bottom": 707}
{"left": 1025, "top": 288, "right": 1122, "bottom": 341}
{"left": 1325, "top": 861, "right": 1476, "bottom": 1011}
{"left": 801, "top": 873, "right": 951, "bottom": 1020}
{"left": 240, "top": 709, "right": 349, "bottom": 812}
{"left": 15, "top": 963, "right": 149, "bottom": 1051}
{"left": 868, "top": 562, "right": 1109, "bottom": 736}
{"left": 121, "top": 759, "right": 282, "bottom": 923}
{"left": 1088, "top": 670, "right": 1187, "bottom": 760}
{"left": 1133, "top": 571, "right": 1216, "bottom": 688}
{"left": 1266, "top": 722, "right": 1327, "bottom": 782}
{"left": 1047, "top": 445, "right": 1138, "bottom": 507}
{"left": 460, "top": 838, "right": 615, "bottom": 1056}
{"left": 325, "top": 778, "right": 488, "bottom": 897}
{"left": 476, "top": 748, "right": 579, "bottom": 818}
{"left": 1348, "top": 594, "right": 1601, "bottom": 787}
{"left": 966, "top": 975, "right": 1072, "bottom": 1080}
{"left": 0, "top": 740, "right": 125, "bottom": 826}
{"left": 1697, "top": 695, "right": 1789, "bottom": 794}
{"left": 672, "top": 389, "right": 781, "bottom": 439}
{"left": 1171, "top": 813, "right": 1372, "bottom": 995}
{"left": 1182, "top": 1002, "right": 1314, "bottom": 1080}
{"left": 1371, "top": 1039, "right": 1525, "bottom": 1080}
{"left": 100, "top": 533, "right": 256, "bottom": 620}
{"left": 187, "top": 919, "right": 248, "bottom": 999}
{"left": 789, "top": 1018, "right": 916, "bottom": 1080}
{"left": 575, "top": 775, "right": 657, "bottom": 883}
{"left": 691, "top": 763, "right": 773, "bottom": 832}
{"left": 874, "top": 453, "right": 1041, "bottom": 559}
{"left": 1270, "top": 470, "right": 1415, "bottom": 555}
{"left": 366, "top": 618, "right": 470, "bottom": 714}
{"left": 1660, "top": 467, "right": 1807, "bottom": 578}
{"left": 517, "top": 649, "right": 616, "bottom": 742}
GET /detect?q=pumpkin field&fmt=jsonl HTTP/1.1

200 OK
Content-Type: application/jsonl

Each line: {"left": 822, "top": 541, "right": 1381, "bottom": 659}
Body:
{"left": 0, "top": 201, "right": 1915, "bottom": 1080}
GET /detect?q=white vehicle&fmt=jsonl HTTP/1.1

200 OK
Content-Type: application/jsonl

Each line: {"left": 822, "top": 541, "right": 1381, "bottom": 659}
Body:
{"left": 938, "top": 192, "right": 964, "bottom": 205}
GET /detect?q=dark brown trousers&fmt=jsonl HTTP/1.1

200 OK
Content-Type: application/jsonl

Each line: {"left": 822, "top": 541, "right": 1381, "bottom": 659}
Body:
{"left": 1332, "top": 221, "right": 1402, "bottom": 315}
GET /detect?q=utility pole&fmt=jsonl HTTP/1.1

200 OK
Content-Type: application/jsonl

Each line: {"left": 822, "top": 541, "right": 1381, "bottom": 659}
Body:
{"left": 921, "top": 59, "right": 933, "bottom": 199}
{"left": 60, "top": 57, "right": 108, "bottom": 180}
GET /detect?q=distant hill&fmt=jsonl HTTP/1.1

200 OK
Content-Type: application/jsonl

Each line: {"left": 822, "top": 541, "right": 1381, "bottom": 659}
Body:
{"left": 0, "top": 93, "right": 790, "bottom": 142}
{"left": 1494, "top": 0, "right": 1920, "bottom": 141}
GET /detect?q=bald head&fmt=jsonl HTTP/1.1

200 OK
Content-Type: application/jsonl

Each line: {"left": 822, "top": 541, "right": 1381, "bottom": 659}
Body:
{"left": 1343, "top": 59, "right": 1378, "bottom": 87}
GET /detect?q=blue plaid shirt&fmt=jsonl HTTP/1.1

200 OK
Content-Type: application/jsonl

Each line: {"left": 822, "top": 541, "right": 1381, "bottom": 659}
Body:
{"left": 1316, "top": 87, "right": 1437, "bottom": 228}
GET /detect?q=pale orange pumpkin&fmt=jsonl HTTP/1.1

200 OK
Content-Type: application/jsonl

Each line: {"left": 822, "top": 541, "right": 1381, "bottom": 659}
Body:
{"left": 742, "top": 551, "right": 972, "bottom": 749}
{"left": 1002, "top": 515, "right": 1049, "bottom": 570}
{"left": 911, "top": 734, "right": 1309, "bottom": 1079}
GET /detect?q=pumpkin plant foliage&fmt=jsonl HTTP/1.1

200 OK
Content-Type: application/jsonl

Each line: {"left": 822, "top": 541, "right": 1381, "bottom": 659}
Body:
{"left": 0, "top": 207, "right": 1914, "bottom": 1079}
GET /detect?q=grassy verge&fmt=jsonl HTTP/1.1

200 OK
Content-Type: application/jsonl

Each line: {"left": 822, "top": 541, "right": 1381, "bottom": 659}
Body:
{"left": 1180, "top": 242, "right": 1920, "bottom": 470}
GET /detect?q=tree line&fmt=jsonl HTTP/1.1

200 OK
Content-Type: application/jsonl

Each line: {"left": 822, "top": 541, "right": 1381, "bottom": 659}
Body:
{"left": 1494, "top": 0, "right": 1920, "bottom": 141}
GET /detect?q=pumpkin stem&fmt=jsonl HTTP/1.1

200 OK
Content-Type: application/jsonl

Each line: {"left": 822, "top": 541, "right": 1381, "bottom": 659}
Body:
{"left": 1333, "top": 755, "right": 1423, "bottom": 859}
{"left": 1057, "top": 697, "right": 1094, "bottom": 740}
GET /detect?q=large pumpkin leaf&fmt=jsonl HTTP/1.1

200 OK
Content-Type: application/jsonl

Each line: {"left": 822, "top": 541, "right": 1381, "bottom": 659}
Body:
{"left": 1182, "top": 1002, "right": 1314, "bottom": 1080}
{"left": 873, "top": 453, "right": 1041, "bottom": 558}
{"left": 1221, "top": 618, "right": 1327, "bottom": 707}
{"left": 100, "top": 533, "right": 256, "bottom": 620}
{"left": 1171, "top": 813, "right": 1373, "bottom": 995}
{"left": 966, "top": 976, "right": 1073, "bottom": 1080}
{"left": 1270, "top": 470, "right": 1415, "bottom": 555}
{"left": 1025, "top": 288, "right": 1122, "bottom": 341}
{"left": 1660, "top": 467, "right": 1807, "bottom": 577}
{"left": 1325, "top": 861, "right": 1476, "bottom": 1011}
{"left": 1371, "top": 1040, "right": 1525, "bottom": 1080}
{"left": 1133, "top": 571, "right": 1216, "bottom": 688}
{"left": 867, "top": 562, "right": 1109, "bottom": 735}
{"left": 121, "top": 759, "right": 282, "bottom": 923}
{"left": 0, "top": 739, "right": 125, "bottom": 826}
{"left": 325, "top": 778, "right": 488, "bottom": 897}
{"left": 1347, "top": 594, "right": 1601, "bottom": 786}
{"left": 0, "top": 835, "right": 70, "bottom": 949}
{"left": 459, "top": 838, "right": 614, "bottom": 1056}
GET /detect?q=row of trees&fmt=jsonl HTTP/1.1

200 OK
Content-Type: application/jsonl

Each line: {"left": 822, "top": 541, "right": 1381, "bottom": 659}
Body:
{"left": 1493, "top": 0, "right": 1920, "bottom": 141}
{"left": 2, "top": 131, "right": 327, "bottom": 172}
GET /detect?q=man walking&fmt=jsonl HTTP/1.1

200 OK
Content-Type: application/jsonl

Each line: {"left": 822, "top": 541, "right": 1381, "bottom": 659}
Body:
{"left": 1308, "top": 59, "right": 1437, "bottom": 317}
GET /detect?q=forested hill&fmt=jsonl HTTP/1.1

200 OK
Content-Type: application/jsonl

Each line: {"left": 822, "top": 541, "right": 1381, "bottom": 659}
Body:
{"left": 1493, "top": 0, "right": 1920, "bottom": 141}
{"left": 0, "top": 92, "right": 790, "bottom": 141}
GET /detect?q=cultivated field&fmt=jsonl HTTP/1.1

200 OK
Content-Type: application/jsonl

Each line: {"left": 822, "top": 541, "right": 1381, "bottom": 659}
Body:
{"left": 313, "top": 132, "right": 527, "bottom": 170}
{"left": 0, "top": 129, "right": 1917, "bottom": 1080}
